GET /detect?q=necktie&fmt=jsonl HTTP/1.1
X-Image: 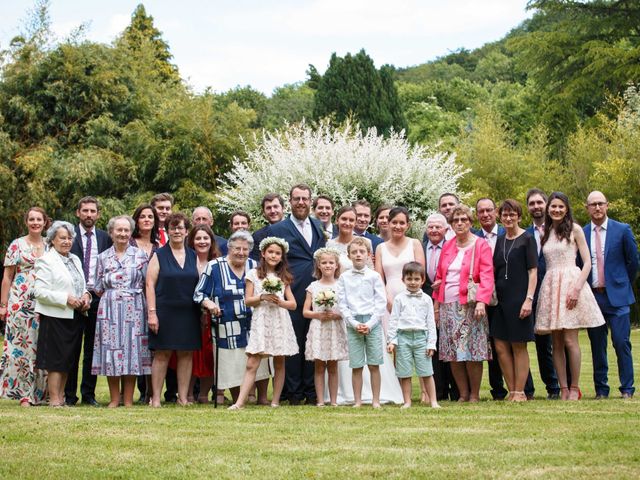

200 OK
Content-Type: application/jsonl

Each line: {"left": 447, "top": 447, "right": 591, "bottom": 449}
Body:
{"left": 83, "top": 231, "right": 93, "bottom": 282}
{"left": 407, "top": 291, "right": 423, "bottom": 298}
{"left": 428, "top": 245, "right": 438, "bottom": 282}
{"left": 535, "top": 225, "right": 545, "bottom": 255}
{"left": 158, "top": 228, "right": 167, "bottom": 246}
{"left": 595, "top": 225, "right": 605, "bottom": 287}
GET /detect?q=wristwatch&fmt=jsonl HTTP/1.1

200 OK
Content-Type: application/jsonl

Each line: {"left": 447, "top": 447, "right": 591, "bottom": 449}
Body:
{"left": 526, "top": 295, "right": 534, "bottom": 301}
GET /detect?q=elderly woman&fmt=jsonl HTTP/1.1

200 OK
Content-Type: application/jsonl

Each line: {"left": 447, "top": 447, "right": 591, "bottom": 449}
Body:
{"left": 432, "top": 205, "right": 494, "bottom": 403}
{"left": 193, "top": 231, "right": 270, "bottom": 404}
{"left": 34, "top": 221, "right": 91, "bottom": 407}
{"left": 0, "top": 207, "right": 50, "bottom": 406}
{"left": 91, "top": 215, "right": 151, "bottom": 408}
{"left": 492, "top": 200, "right": 538, "bottom": 402}
{"left": 146, "top": 212, "right": 201, "bottom": 407}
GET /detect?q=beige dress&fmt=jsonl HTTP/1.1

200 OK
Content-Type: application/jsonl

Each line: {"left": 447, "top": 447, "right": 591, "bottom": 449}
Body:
{"left": 535, "top": 232, "right": 605, "bottom": 333}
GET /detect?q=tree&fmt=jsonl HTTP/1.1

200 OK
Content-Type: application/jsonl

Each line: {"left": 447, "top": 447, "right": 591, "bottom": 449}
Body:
{"left": 309, "top": 50, "right": 407, "bottom": 135}
{"left": 117, "top": 4, "right": 180, "bottom": 84}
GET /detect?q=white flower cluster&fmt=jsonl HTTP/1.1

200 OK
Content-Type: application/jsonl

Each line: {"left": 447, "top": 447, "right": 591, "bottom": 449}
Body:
{"left": 217, "top": 120, "right": 466, "bottom": 234}
{"left": 314, "top": 288, "right": 337, "bottom": 309}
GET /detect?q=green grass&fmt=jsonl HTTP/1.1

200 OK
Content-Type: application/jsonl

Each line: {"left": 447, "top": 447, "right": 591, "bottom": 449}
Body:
{"left": 1, "top": 331, "right": 639, "bottom": 479}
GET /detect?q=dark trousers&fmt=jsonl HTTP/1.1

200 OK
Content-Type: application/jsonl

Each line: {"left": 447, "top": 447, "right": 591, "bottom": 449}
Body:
{"left": 486, "top": 308, "right": 508, "bottom": 399}
{"left": 285, "top": 308, "right": 315, "bottom": 402}
{"left": 164, "top": 368, "right": 178, "bottom": 402}
{"left": 433, "top": 350, "right": 459, "bottom": 401}
{"left": 65, "top": 295, "right": 99, "bottom": 404}
{"left": 588, "top": 292, "right": 635, "bottom": 396}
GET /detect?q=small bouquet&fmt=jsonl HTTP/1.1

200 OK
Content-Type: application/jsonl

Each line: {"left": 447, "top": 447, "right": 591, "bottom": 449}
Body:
{"left": 262, "top": 277, "right": 284, "bottom": 294}
{"left": 314, "top": 288, "right": 337, "bottom": 310}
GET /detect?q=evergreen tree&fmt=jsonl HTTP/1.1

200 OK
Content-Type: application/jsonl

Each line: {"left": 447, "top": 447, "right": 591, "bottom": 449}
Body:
{"left": 310, "top": 49, "right": 407, "bottom": 134}
{"left": 117, "top": 4, "right": 180, "bottom": 84}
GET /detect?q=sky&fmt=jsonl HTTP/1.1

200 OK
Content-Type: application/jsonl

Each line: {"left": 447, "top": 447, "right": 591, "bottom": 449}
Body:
{"left": 1, "top": 1, "right": 534, "bottom": 95}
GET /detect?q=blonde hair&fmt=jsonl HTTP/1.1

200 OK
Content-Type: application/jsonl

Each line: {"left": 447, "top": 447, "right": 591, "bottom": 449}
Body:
{"left": 313, "top": 249, "right": 341, "bottom": 279}
{"left": 347, "top": 236, "right": 372, "bottom": 254}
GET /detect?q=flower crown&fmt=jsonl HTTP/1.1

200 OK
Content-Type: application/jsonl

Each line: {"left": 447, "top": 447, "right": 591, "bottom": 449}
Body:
{"left": 259, "top": 236, "right": 289, "bottom": 253}
{"left": 313, "top": 247, "right": 341, "bottom": 261}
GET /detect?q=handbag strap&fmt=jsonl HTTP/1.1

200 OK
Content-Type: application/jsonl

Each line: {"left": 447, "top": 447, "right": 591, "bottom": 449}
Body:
{"left": 467, "top": 239, "right": 477, "bottom": 281}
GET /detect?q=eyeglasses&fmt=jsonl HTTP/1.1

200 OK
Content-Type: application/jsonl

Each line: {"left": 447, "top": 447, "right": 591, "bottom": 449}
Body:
{"left": 451, "top": 217, "right": 469, "bottom": 224}
{"left": 168, "top": 225, "right": 186, "bottom": 231}
{"left": 291, "top": 196, "right": 310, "bottom": 203}
{"left": 500, "top": 212, "right": 519, "bottom": 219}
{"left": 587, "top": 202, "right": 608, "bottom": 208}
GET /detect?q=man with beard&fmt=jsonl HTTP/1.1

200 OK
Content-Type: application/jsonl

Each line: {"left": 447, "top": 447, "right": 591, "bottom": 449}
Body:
{"left": 251, "top": 193, "right": 285, "bottom": 261}
{"left": 65, "top": 196, "right": 112, "bottom": 406}
{"left": 266, "top": 184, "right": 326, "bottom": 404}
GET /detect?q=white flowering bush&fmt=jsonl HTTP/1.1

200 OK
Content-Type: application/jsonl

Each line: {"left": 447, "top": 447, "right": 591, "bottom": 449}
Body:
{"left": 216, "top": 120, "right": 466, "bottom": 234}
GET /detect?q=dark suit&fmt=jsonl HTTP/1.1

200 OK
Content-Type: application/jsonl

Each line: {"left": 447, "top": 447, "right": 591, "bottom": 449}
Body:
{"left": 525, "top": 225, "right": 561, "bottom": 397}
{"left": 65, "top": 225, "right": 112, "bottom": 404}
{"left": 251, "top": 225, "right": 270, "bottom": 261}
{"left": 266, "top": 215, "right": 326, "bottom": 402}
{"left": 474, "top": 226, "right": 508, "bottom": 399}
{"left": 423, "top": 238, "right": 459, "bottom": 401}
{"left": 585, "top": 219, "right": 638, "bottom": 396}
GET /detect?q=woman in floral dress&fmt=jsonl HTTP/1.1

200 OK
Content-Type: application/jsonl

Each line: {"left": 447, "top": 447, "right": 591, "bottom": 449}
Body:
{"left": 0, "top": 207, "right": 50, "bottom": 406}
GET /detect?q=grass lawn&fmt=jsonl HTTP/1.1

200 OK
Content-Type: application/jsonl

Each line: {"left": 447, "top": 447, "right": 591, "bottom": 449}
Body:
{"left": 1, "top": 330, "right": 639, "bottom": 479}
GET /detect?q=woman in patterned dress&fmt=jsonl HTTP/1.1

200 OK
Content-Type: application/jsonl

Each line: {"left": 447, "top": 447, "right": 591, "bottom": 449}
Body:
{"left": 0, "top": 207, "right": 50, "bottom": 406}
{"left": 91, "top": 215, "right": 152, "bottom": 407}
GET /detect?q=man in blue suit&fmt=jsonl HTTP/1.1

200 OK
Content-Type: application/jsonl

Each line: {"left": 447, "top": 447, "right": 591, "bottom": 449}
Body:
{"left": 473, "top": 198, "right": 508, "bottom": 400}
{"left": 584, "top": 191, "right": 638, "bottom": 399}
{"left": 353, "top": 199, "right": 383, "bottom": 253}
{"left": 251, "top": 193, "right": 285, "bottom": 261}
{"left": 266, "top": 184, "right": 327, "bottom": 404}
{"left": 313, "top": 194, "right": 338, "bottom": 239}
{"left": 525, "top": 188, "right": 561, "bottom": 399}
{"left": 65, "top": 196, "right": 112, "bottom": 406}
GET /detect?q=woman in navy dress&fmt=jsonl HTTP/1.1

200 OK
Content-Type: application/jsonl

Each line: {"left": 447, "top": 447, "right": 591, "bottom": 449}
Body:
{"left": 146, "top": 213, "right": 201, "bottom": 407}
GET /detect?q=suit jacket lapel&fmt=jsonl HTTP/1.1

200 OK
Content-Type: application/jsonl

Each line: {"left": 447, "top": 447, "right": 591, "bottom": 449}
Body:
{"left": 74, "top": 225, "right": 84, "bottom": 256}
{"left": 287, "top": 216, "right": 313, "bottom": 255}
{"left": 310, "top": 218, "right": 326, "bottom": 251}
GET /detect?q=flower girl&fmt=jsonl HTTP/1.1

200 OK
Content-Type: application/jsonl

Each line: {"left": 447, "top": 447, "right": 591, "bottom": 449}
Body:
{"left": 229, "top": 237, "right": 298, "bottom": 409}
{"left": 303, "top": 248, "right": 349, "bottom": 406}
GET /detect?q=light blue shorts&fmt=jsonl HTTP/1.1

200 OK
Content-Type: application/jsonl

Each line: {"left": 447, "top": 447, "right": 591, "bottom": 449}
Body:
{"left": 347, "top": 314, "right": 383, "bottom": 369}
{"left": 395, "top": 330, "right": 433, "bottom": 378}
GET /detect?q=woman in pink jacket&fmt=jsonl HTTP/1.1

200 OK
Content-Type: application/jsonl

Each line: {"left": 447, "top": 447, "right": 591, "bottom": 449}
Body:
{"left": 432, "top": 205, "right": 494, "bottom": 402}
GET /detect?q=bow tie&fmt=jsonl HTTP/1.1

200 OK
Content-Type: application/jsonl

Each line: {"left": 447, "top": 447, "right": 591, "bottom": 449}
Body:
{"left": 407, "top": 291, "right": 423, "bottom": 298}
{"left": 352, "top": 268, "right": 366, "bottom": 275}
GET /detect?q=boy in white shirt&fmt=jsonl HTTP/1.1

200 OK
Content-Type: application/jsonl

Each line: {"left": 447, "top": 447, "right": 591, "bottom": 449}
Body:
{"left": 387, "top": 262, "right": 440, "bottom": 408}
{"left": 337, "top": 237, "right": 386, "bottom": 408}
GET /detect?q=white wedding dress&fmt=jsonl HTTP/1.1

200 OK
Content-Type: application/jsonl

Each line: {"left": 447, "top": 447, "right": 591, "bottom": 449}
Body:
{"left": 324, "top": 242, "right": 403, "bottom": 405}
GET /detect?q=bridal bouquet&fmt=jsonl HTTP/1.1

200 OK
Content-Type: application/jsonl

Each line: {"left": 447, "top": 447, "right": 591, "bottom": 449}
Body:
{"left": 314, "top": 288, "right": 337, "bottom": 309}
{"left": 262, "top": 277, "right": 284, "bottom": 294}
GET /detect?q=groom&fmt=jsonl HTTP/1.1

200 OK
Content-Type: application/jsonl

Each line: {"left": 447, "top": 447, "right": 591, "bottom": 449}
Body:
{"left": 267, "top": 184, "right": 326, "bottom": 404}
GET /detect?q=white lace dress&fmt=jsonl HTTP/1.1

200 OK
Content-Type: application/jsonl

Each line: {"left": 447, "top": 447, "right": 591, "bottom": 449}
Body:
{"left": 304, "top": 281, "right": 348, "bottom": 361}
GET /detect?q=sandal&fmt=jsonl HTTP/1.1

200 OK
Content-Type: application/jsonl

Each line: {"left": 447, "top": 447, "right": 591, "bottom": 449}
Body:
{"left": 227, "top": 404, "right": 243, "bottom": 411}
{"left": 20, "top": 398, "right": 32, "bottom": 407}
{"left": 569, "top": 385, "right": 582, "bottom": 401}
{"left": 511, "top": 391, "right": 527, "bottom": 403}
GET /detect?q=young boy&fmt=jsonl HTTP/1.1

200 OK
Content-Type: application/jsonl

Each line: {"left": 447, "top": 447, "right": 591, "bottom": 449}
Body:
{"left": 387, "top": 261, "right": 440, "bottom": 408}
{"left": 337, "top": 237, "right": 386, "bottom": 408}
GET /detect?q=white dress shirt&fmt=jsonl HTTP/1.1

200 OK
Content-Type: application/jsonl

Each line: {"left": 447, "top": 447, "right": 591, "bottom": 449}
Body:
{"left": 336, "top": 266, "right": 386, "bottom": 330}
{"left": 387, "top": 290, "right": 437, "bottom": 349}
{"left": 532, "top": 223, "right": 544, "bottom": 255}
{"left": 425, "top": 240, "right": 444, "bottom": 282}
{"left": 590, "top": 218, "right": 608, "bottom": 288}
{"left": 482, "top": 224, "right": 499, "bottom": 253}
{"left": 290, "top": 215, "right": 312, "bottom": 246}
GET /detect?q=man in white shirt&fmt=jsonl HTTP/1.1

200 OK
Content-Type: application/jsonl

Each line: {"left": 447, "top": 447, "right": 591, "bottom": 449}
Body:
{"left": 65, "top": 196, "right": 112, "bottom": 407}
{"left": 438, "top": 193, "right": 459, "bottom": 241}
{"left": 474, "top": 198, "right": 504, "bottom": 253}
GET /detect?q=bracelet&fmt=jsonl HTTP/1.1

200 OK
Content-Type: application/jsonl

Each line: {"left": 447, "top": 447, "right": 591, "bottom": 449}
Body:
{"left": 0, "top": 302, "right": 6, "bottom": 308}
{"left": 148, "top": 308, "right": 157, "bottom": 312}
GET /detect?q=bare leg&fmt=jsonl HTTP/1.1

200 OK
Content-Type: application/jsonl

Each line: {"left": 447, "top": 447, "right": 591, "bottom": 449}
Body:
{"left": 400, "top": 377, "right": 412, "bottom": 407}
{"left": 233, "top": 355, "right": 262, "bottom": 408}
{"left": 512, "top": 342, "right": 530, "bottom": 397}
{"left": 151, "top": 350, "right": 171, "bottom": 407}
{"left": 197, "top": 376, "right": 214, "bottom": 403}
{"left": 494, "top": 339, "right": 515, "bottom": 395}
{"left": 450, "top": 361, "right": 470, "bottom": 401}
{"left": 256, "top": 378, "right": 269, "bottom": 405}
{"left": 271, "top": 356, "right": 285, "bottom": 406}
{"left": 551, "top": 332, "right": 569, "bottom": 400}
{"left": 369, "top": 365, "right": 381, "bottom": 408}
{"left": 423, "top": 376, "right": 440, "bottom": 408}
{"left": 466, "top": 361, "right": 483, "bottom": 402}
{"left": 352, "top": 367, "right": 364, "bottom": 407}
{"left": 176, "top": 351, "right": 193, "bottom": 405}
{"left": 123, "top": 376, "right": 136, "bottom": 407}
{"left": 107, "top": 376, "right": 121, "bottom": 408}
{"left": 564, "top": 329, "right": 581, "bottom": 400}
{"left": 327, "top": 361, "right": 338, "bottom": 406}
{"left": 49, "top": 372, "right": 66, "bottom": 406}
{"left": 187, "top": 375, "right": 196, "bottom": 403}
{"left": 314, "top": 360, "right": 326, "bottom": 406}
{"left": 419, "top": 376, "right": 428, "bottom": 403}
